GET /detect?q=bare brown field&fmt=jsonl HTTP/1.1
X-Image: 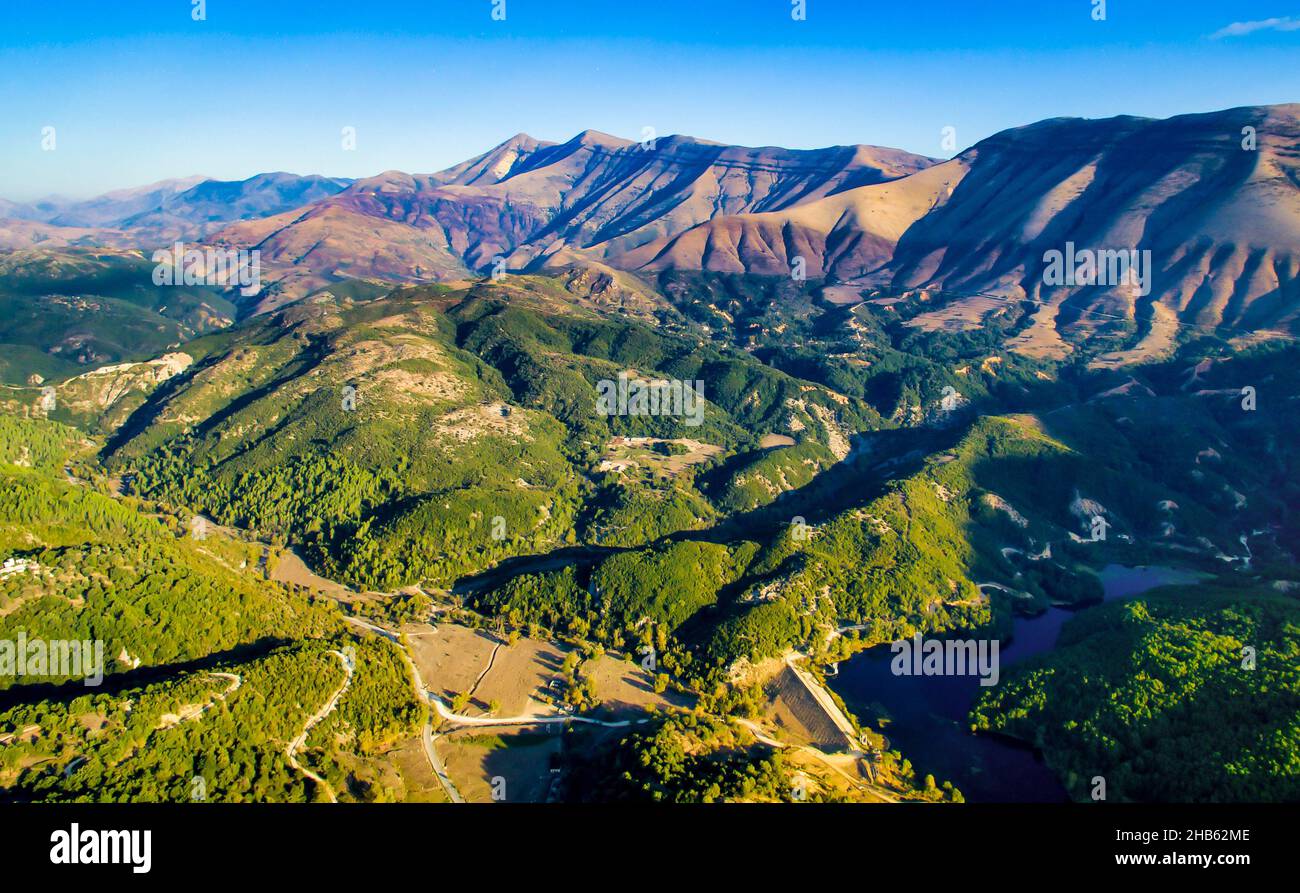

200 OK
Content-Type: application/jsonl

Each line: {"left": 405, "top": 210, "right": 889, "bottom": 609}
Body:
{"left": 269, "top": 548, "right": 351, "bottom": 596}
{"left": 597, "top": 436, "right": 723, "bottom": 478}
{"left": 390, "top": 734, "right": 450, "bottom": 803}
{"left": 403, "top": 622, "right": 499, "bottom": 702}
{"left": 903, "top": 293, "right": 1008, "bottom": 332}
{"left": 820, "top": 285, "right": 868, "bottom": 305}
{"left": 1005, "top": 299, "right": 1072, "bottom": 360}
{"left": 440, "top": 727, "right": 562, "bottom": 803}
{"left": 584, "top": 654, "right": 691, "bottom": 716}
{"left": 472, "top": 637, "right": 568, "bottom": 716}
{"left": 1088, "top": 302, "right": 1180, "bottom": 369}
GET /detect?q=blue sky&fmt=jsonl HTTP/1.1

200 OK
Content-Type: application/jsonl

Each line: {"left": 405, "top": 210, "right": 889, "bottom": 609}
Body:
{"left": 2, "top": 0, "right": 1298, "bottom": 200}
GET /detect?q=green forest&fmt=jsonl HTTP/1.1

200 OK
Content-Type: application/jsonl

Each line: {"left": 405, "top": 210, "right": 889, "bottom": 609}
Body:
{"left": 972, "top": 586, "right": 1300, "bottom": 802}
{"left": 0, "top": 269, "right": 1297, "bottom": 804}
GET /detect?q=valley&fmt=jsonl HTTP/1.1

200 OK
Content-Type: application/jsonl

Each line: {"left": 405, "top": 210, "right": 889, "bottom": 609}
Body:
{"left": 1, "top": 104, "right": 1298, "bottom": 805}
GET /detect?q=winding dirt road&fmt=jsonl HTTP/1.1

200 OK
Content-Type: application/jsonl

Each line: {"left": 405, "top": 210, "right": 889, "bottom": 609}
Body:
{"left": 285, "top": 649, "right": 353, "bottom": 803}
{"left": 344, "top": 617, "right": 467, "bottom": 803}
{"left": 735, "top": 718, "right": 896, "bottom": 803}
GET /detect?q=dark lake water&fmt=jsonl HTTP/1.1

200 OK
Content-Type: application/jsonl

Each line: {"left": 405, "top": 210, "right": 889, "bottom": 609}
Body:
{"left": 827, "top": 565, "right": 1203, "bottom": 802}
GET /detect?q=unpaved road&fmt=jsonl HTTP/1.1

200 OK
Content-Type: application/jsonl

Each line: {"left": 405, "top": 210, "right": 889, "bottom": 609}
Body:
{"left": 423, "top": 723, "right": 464, "bottom": 803}
{"left": 735, "top": 718, "right": 896, "bottom": 803}
{"left": 285, "top": 650, "right": 353, "bottom": 803}
{"left": 428, "top": 695, "right": 647, "bottom": 729}
{"left": 345, "top": 617, "right": 467, "bottom": 803}
{"left": 156, "top": 671, "right": 242, "bottom": 729}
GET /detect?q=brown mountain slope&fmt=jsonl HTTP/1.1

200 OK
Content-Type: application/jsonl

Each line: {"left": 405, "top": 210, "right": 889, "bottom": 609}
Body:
{"left": 625, "top": 104, "right": 1300, "bottom": 354}
{"left": 619, "top": 158, "right": 970, "bottom": 279}
{"left": 10, "top": 106, "right": 1298, "bottom": 356}
{"left": 207, "top": 130, "right": 937, "bottom": 304}
{"left": 873, "top": 104, "right": 1300, "bottom": 356}
{"left": 210, "top": 202, "right": 471, "bottom": 310}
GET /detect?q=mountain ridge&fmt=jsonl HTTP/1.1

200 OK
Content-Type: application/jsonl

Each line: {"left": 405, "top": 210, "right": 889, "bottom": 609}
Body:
{"left": 629, "top": 104, "right": 1300, "bottom": 355}
{"left": 209, "top": 130, "right": 938, "bottom": 308}
{"left": 4, "top": 105, "right": 1299, "bottom": 354}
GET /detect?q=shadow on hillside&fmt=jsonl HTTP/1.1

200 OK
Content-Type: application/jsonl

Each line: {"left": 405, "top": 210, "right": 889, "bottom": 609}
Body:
{"left": 0, "top": 636, "right": 295, "bottom": 711}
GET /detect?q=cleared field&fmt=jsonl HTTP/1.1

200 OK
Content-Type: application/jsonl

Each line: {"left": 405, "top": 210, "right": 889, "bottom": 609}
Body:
{"left": 472, "top": 637, "right": 568, "bottom": 716}
{"left": 584, "top": 654, "right": 690, "bottom": 716}
{"left": 410, "top": 622, "right": 683, "bottom": 727}
{"left": 403, "top": 622, "right": 499, "bottom": 702}
{"left": 1005, "top": 298, "right": 1072, "bottom": 360}
{"left": 389, "top": 734, "right": 450, "bottom": 803}
{"left": 1088, "top": 302, "right": 1179, "bottom": 369}
{"left": 269, "top": 548, "right": 350, "bottom": 596}
{"left": 597, "top": 436, "right": 723, "bottom": 478}
{"left": 821, "top": 285, "right": 869, "bottom": 305}
{"left": 440, "top": 727, "right": 562, "bottom": 803}
{"left": 903, "top": 293, "right": 1009, "bottom": 332}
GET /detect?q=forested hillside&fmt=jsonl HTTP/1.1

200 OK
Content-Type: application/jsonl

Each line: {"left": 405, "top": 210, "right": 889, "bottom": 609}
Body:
{"left": 972, "top": 586, "right": 1300, "bottom": 802}
{"left": 0, "top": 268, "right": 1296, "bottom": 803}
{"left": 0, "top": 415, "right": 423, "bottom": 802}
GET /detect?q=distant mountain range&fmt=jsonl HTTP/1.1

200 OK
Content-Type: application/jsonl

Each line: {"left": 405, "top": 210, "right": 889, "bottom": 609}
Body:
{"left": 0, "top": 173, "right": 352, "bottom": 247}
{"left": 3, "top": 104, "right": 1298, "bottom": 342}
{"left": 205, "top": 130, "right": 936, "bottom": 307}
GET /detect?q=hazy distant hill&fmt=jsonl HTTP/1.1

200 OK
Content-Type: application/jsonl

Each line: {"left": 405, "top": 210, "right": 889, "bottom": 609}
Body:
{"left": 118, "top": 172, "right": 353, "bottom": 239}
{"left": 0, "top": 177, "right": 207, "bottom": 227}
{"left": 0, "top": 173, "right": 352, "bottom": 248}
{"left": 47, "top": 176, "right": 212, "bottom": 228}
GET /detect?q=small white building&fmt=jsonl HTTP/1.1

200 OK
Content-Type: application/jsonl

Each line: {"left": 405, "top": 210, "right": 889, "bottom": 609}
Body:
{"left": 0, "top": 558, "right": 38, "bottom": 578}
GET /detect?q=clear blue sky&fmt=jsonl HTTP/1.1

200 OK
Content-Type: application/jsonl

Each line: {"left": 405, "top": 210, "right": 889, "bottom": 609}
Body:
{"left": 2, "top": 0, "right": 1298, "bottom": 200}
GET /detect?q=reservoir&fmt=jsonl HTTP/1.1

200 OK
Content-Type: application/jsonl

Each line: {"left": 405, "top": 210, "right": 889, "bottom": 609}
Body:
{"left": 828, "top": 565, "right": 1203, "bottom": 802}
